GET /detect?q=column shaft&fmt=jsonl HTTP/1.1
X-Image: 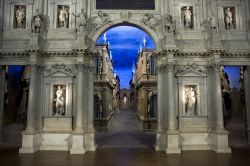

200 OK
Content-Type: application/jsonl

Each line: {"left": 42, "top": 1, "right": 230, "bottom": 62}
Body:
{"left": 214, "top": 64, "right": 225, "bottom": 130}
{"left": 25, "top": 65, "right": 38, "bottom": 133}
{"left": 75, "top": 65, "right": 84, "bottom": 132}
{"left": 167, "top": 63, "right": 176, "bottom": 130}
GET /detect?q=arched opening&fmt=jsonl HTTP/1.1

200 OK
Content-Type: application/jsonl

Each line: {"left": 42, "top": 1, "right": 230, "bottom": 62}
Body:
{"left": 93, "top": 25, "right": 157, "bottom": 149}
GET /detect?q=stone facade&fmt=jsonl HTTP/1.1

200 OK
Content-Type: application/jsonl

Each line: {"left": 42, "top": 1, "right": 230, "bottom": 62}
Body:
{"left": 0, "top": 0, "right": 249, "bottom": 154}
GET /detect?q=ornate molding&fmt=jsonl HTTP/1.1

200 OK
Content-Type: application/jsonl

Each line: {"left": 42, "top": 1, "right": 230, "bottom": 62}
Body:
{"left": 175, "top": 63, "right": 206, "bottom": 74}
{"left": 141, "top": 13, "right": 161, "bottom": 31}
{"left": 76, "top": 64, "right": 94, "bottom": 73}
{"left": 45, "top": 64, "right": 77, "bottom": 76}
{"left": 157, "top": 62, "right": 175, "bottom": 73}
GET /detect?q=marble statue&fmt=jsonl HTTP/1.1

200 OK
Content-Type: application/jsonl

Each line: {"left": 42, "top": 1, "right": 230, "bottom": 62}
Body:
{"left": 31, "top": 9, "right": 42, "bottom": 33}
{"left": 220, "top": 66, "right": 230, "bottom": 93}
{"left": 224, "top": 8, "right": 234, "bottom": 30}
{"left": 182, "top": 6, "right": 192, "bottom": 29}
{"left": 123, "top": 96, "right": 127, "bottom": 105}
{"left": 16, "top": 6, "right": 26, "bottom": 28}
{"left": 164, "top": 14, "right": 174, "bottom": 34}
{"left": 185, "top": 87, "right": 196, "bottom": 115}
{"left": 72, "top": 8, "right": 87, "bottom": 33}
{"left": 207, "top": 16, "right": 216, "bottom": 29}
{"left": 93, "top": 11, "right": 111, "bottom": 31}
{"left": 141, "top": 13, "right": 160, "bottom": 30}
{"left": 142, "top": 37, "right": 146, "bottom": 47}
{"left": 58, "top": 6, "right": 69, "bottom": 28}
{"left": 17, "top": 80, "right": 29, "bottom": 125}
{"left": 54, "top": 85, "right": 65, "bottom": 115}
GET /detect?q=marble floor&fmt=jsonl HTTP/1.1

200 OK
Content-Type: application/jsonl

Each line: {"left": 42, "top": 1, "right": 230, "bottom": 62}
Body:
{"left": 0, "top": 109, "right": 250, "bottom": 166}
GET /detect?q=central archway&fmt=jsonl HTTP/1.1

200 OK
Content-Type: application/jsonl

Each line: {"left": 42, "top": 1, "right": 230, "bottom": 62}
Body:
{"left": 93, "top": 23, "right": 159, "bottom": 149}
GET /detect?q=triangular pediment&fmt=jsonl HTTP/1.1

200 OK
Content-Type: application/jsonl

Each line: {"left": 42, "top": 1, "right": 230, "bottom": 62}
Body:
{"left": 176, "top": 63, "right": 206, "bottom": 77}
{"left": 46, "top": 71, "right": 72, "bottom": 77}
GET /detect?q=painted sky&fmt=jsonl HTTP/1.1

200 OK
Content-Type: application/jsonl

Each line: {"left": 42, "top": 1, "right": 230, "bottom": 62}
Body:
{"left": 224, "top": 66, "right": 241, "bottom": 90}
{"left": 96, "top": 26, "right": 156, "bottom": 89}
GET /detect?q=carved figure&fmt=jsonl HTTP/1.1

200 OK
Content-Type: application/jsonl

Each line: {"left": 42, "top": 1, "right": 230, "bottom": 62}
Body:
{"left": 32, "top": 10, "right": 42, "bottom": 33}
{"left": 185, "top": 87, "right": 196, "bottom": 115}
{"left": 164, "top": 14, "right": 174, "bottom": 34}
{"left": 93, "top": 10, "right": 111, "bottom": 31}
{"left": 182, "top": 6, "right": 192, "bottom": 29}
{"left": 54, "top": 85, "right": 65, "bottom": 115}
{"left": 72, "top": 8, "right": 86, "bottom": 33}
{"left": 207, "top": 16, "right": 216, "bottom": 29}
{"left": 220, "top": 66, "right": 230, "bottom": 93}
{"left": 224, "top": 8, "right": 234, "bottom": 30}
{"left": 58, "top": 6, "right": 69, "bottom": 28}
{"left": 16, "top": 6, "right": 26, "bottom": 28}
{"left": 141, "top": 13, "right": 160, "bottom": 30}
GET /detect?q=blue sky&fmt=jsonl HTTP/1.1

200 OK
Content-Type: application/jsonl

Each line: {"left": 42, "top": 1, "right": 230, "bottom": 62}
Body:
{"left": 224, "top": 66, "right": 241, "bottom": 89}
{"left": 96, "top": 26, "right": 156, "bottom": 89}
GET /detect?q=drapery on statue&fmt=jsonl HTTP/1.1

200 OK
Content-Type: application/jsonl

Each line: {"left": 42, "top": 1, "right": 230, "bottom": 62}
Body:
{"left": 93, "top": 10, "right": 111, "bottom": 31}
{"left": 224, "top": 8, "right": 234, "bottom": 30}
{"left": 16, "top": 6, "right": 26, "bottom": 28}
{"left": 164, "top": 14, "right": 174, "bottom": 34}
{"left": 185, "top": 87, "right": 196, "bottom": 115}
{"left": 58, "top": 6, "right": 69, "bottom": 28}
{"left": 31, "top": 9, "right": 43, "bottom": 33}
{"left": 182, "top": 6, "right": 192, "bottom": 29}
{"left": 54, "top": 85, "right": 65, "bottom": 115}
{"left": 141, "top": 13, "right": 160, "bottom": 30}
{"left": 72, "top": 8, "right": 87, "bottom": 33}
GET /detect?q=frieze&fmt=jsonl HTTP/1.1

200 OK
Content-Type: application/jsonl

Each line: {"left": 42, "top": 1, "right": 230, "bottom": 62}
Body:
{"left": 157, "top": 62, "right": 175, "bottom": 73}
{"left": 44, "top": 64, "right": 77, "bottom": 76}
{"left": 175, "top": 63, "right": 206, "bottom": 75}
{"left": 75, "top": 64, "right": 95, "bottom": 73}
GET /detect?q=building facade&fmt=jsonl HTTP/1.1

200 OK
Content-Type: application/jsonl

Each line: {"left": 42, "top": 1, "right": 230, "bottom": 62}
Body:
{"left": 0, "top": 0, "right": 250, "bottom": 154}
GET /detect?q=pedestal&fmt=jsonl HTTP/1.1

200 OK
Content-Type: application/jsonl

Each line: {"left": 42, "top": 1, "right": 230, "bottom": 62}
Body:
{"left": 165, "top": 130, "right": 181, "bottom": 154}
{"left": 208, "top": 130, "right": 231, "bottom": 153}
{"left": 155, "top": 131, "right": 166, "bottom": 151}
{"left": 19, "top": 132, "right": 41, "bottom": 153}
{"left": 70, "top": 133, "right": 86, "bottom": 154}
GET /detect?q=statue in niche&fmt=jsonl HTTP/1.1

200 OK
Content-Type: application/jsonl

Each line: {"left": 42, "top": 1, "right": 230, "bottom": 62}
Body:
{"left": 93, "top": 10, "right": 111, "bottom": 31}
{"left": 141, "top": 13, "right": 160, "bottom": 30}
{"left": 185, "top": 87, "right": 196, "bottom": 115}
{"left": 220, "top": 66, "right": 230, "bottom": 93}
{"left": 58, "top": 6, "right": 69, "bottom": 28}
{"left": 181, "top": 6, "right": 193, "bottom": 29}
{"left": 224, "top": 7, "right": 235, "bottom": 30}
{"left": 164, "top": 14, "right": 174, "bottom": 34}
{"left": 15, "top": 6, "right": 26, "bottom": 28}
{"left": 31, "top": 9, "right": 43, "bottom": 33}
{"left": 72, "top": 8, "right": 87, "bottom": 33}
{"left": 54, "top": 85, "right": 65, "bottom": 116}
{"left": 207, "top": 16, "right": 217, "bottom": 29}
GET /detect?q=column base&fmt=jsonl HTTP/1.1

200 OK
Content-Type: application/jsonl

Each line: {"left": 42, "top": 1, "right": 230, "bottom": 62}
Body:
{"left": 83, "top": 132, "right": 96, "bottom": 151}
{"left": 70, "top": 134, "right": 86, "bottom": 154}
{"left": 208, "top": 130, "right": 231, "bottom": 153}
{"left": 155, "top": 131, "right": 166, "bottom": 151}
{"left": 19, "top": 131, "right": 41, "bottom": 154}
{"left": 165, "top": 130, "right": 181, "bottom": 154}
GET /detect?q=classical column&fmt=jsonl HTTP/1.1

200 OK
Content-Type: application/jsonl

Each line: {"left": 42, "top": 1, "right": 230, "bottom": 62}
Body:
{"left": 208, "top": 54, "right": 231, "bottom": 153}
{"left": 155, "top": 63, "right": 167, "bottom": 151}
{"left": 167, "top": 62, "right": 176, "bottom": 131}
{"left": 213, "top": 63, "right": 225, "bottom": 131}
{"left": 25, "top": 65, "right": 38, "bottom": 133}
{"left": 74, "top": 64, "right": 84, "bottom": 133}
{"left": 0, "top": 66, "right": 5, "bottom": 142}
{"left": 82, "top": 64, "right": 96, "bottom": 151}
{"left": 70, "top": 64, "right": 85, "bottom": 154}
{"left": 165, "top": 53, "right": 180, "bottom": 154}
{"left": 244, "top": 66, "right": 250, "bottom": 142}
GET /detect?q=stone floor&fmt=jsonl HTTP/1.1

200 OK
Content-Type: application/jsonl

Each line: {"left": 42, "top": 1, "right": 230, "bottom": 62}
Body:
{"left": 0, "top": 109, "right": 250, "bottom": 166}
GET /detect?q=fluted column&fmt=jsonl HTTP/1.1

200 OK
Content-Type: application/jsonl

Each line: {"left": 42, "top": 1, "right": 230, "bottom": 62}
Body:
{"left": 0, "top": 66, "right": 5, "bottom": 142}
{"left": 74, "top": 64, "right": 84, "bottom": 133}
{"left": 244, "top": 66, "right": 250, "bottom": 142}
{"left": 213, "top": 63, "right": 225, "bottom": 131}
{"left": 25, "top": 65, "right": 38, "bottom": 133}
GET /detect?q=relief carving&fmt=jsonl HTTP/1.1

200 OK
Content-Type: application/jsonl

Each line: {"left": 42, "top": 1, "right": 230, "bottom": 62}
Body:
{"left": 92, "top": 10, "right": 112, "bottom": 31}
{"left": 141, "top": 13, "right": 161, "bottom": 30}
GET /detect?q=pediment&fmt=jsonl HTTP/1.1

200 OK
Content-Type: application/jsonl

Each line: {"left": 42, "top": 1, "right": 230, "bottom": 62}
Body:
{"left": 176, "top": 63, "right": 206, "bottom": 77}
{"left": 44, "top": 64, "right": 76, "bottom": 77}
